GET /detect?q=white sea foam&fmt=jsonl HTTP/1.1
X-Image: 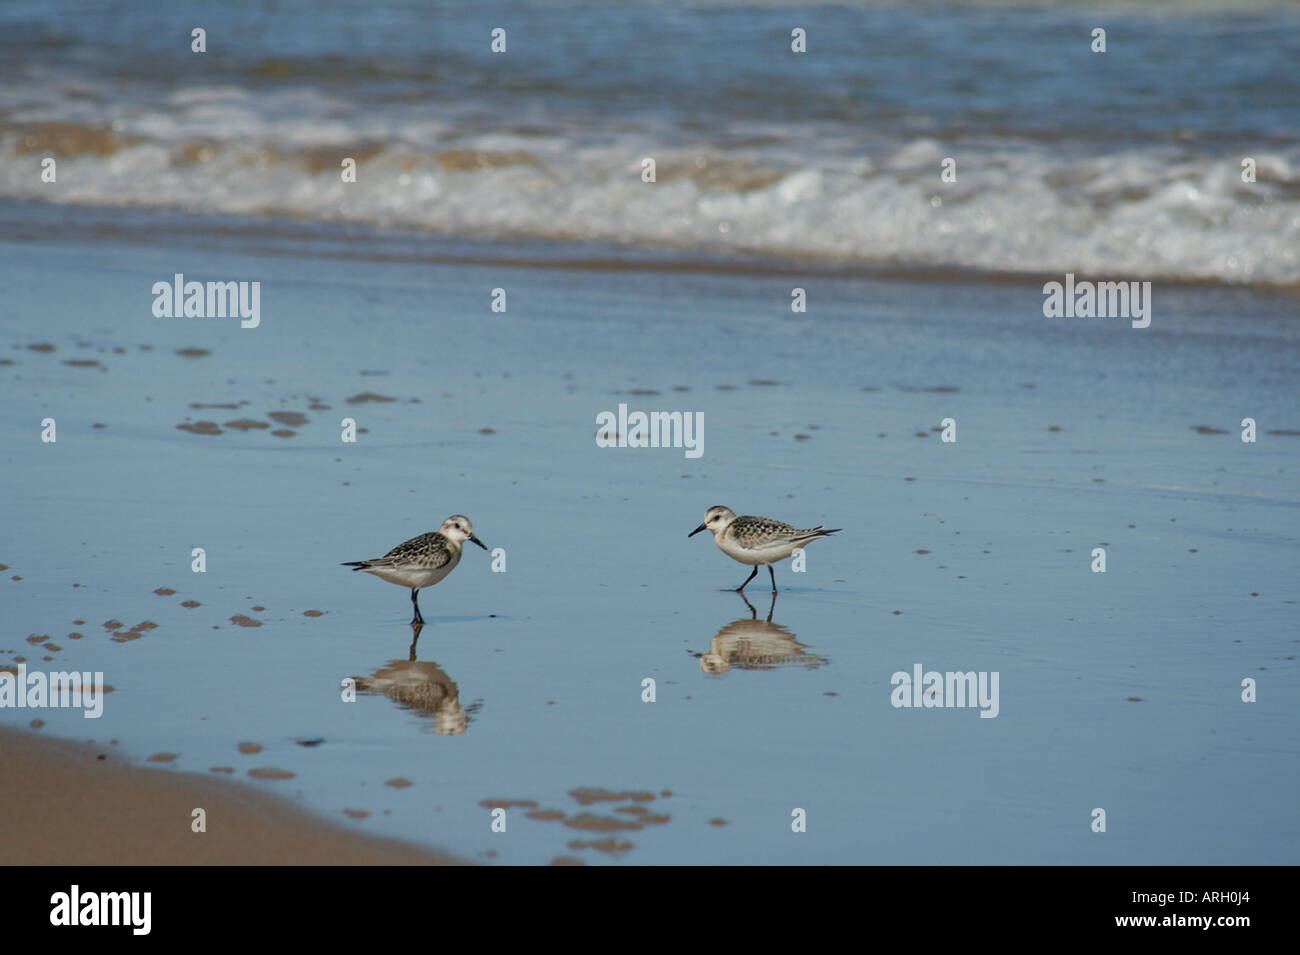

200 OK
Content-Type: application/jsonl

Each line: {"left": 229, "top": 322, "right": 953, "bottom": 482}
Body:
{"left": 3, "top": 86, "right": 1297, "bottom": 285}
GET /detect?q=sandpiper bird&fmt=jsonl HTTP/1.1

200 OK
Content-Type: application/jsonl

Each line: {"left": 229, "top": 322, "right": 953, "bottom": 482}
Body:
{"left": 689, "top": 505, "right": 840, "bottom": 592}
{"left": 342, "top": 515, "right": 487, "bottom": 624}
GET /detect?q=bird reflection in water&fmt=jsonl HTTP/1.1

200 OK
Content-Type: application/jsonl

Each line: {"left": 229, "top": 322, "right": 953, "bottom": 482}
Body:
{"left": 696, "top": 592, "right": 828, "bottom": 674}
{"left": 353, "top": 622, "right": 476, "bottom": 734}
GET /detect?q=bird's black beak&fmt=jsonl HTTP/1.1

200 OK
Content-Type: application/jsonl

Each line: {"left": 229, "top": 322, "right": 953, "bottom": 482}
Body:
{"left": 470, "top": 534, "right": 488, "bottom": 550}
{"left": 688, "top": 523, "right": 707, "bottom": 538}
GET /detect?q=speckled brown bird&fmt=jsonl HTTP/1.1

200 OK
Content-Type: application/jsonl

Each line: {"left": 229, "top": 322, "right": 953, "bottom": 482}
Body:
{"left": 343, "top": 515, "right": 487, "bottom": 624}
{"left": 689, "top": 505, "right": 840, "bottom": 592}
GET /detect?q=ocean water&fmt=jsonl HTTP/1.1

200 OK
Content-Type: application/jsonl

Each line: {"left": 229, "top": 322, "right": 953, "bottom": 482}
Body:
{"left": 1, "top": 1, "right": 1298, "bottom": 866}
{"left": 1, "top": 0, "right": 1298, "bottom": 282}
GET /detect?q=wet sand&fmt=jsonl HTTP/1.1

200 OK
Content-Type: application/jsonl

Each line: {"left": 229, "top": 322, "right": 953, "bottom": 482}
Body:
{"left": 1, "top": 207, "right": 1297, "bottom": 865}
{"left": 0, "top": 727, "right": 463, "bottom": 865}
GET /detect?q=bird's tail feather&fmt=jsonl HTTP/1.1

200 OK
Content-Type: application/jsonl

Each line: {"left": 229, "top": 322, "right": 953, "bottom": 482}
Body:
{"left": 793, "top": 527, "right": 841, "bottom": 542}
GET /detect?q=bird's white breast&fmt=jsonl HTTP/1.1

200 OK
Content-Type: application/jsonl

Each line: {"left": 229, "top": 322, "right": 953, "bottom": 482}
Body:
{"left": 716, "top": 530, "right": 799, "bottom": 565}
{"left": 365, "top": 546, "right": 462, "bottom": 589}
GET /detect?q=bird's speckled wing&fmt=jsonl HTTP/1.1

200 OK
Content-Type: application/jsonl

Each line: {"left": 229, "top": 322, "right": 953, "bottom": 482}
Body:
{"left": 730, "top": 516, "right": 820, "bottom": 547}
{"left": 370, "top": 531, "right": 454, "bottom": 569}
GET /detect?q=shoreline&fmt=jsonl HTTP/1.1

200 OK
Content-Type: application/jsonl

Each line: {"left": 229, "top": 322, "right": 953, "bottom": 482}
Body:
{"left": 1, "top": 216, "right": 1294, "bottom": 865}
{"left": 0, "top": 727, "right": 464, "bottom": 865}
{"left": 5, "top": 199, "right": 1299, "bottom": 294}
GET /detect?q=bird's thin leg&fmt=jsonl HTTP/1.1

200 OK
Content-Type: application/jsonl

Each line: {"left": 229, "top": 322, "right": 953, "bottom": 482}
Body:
{"left": 410, "top": 588, "right": 424, "bottom": 625}
{"left": 768, "top": 565, "right": 777, "bottom": 593}
{"left": 734, "top": 566, "right": 759, "bottom": 592}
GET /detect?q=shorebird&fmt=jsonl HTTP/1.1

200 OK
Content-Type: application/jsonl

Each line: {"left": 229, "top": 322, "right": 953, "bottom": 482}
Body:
{"left": 342, "top": 515, "right": 486, "bottom": 624}
{"left": 688, "top": 505, "right": 840, "bottom": 592}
